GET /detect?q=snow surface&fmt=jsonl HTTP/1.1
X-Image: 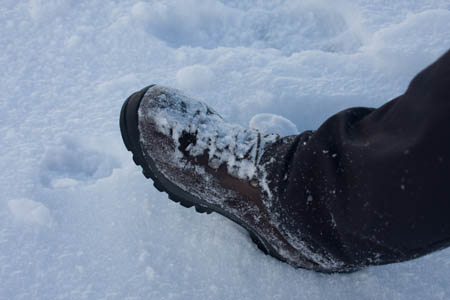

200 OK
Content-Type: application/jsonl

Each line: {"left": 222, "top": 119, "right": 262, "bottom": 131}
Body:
{"left": 1, "top": 0, "right": 450, "bottom": 299}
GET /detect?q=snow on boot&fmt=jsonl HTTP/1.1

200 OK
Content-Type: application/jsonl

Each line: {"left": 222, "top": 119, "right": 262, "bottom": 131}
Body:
{"left": 120, "top": 85, "right": 338, "bottom": 272}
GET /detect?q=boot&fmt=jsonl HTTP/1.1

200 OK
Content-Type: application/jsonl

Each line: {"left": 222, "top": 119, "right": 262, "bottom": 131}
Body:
{"left": 120, "top": 84, "right": 345, "bottom": 272}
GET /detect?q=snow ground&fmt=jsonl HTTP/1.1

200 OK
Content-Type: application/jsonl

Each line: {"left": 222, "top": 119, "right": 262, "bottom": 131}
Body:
{"left": 1, "top": 0, "right": 450, "bottom": 299}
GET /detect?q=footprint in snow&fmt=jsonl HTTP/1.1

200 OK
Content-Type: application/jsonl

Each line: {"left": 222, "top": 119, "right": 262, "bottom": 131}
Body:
{"left": 40, "top": 136, "right": 121, "bottom": 188}
{"left": 130, "top": 1, "right": 363, "bottom": 55}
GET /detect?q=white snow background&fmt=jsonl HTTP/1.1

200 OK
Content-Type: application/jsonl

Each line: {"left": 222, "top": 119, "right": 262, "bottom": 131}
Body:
{"left": 1, "top": 0, "right": 450, "bottom": 299}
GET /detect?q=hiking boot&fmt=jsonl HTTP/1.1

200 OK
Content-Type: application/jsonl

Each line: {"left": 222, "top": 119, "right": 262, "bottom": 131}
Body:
{"left": 120, "top": 85, "right": 337, "bottom": 272}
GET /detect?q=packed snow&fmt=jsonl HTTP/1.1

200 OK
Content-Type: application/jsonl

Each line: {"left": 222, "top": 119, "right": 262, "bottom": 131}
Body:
{"left": 1, "top": 0, "right": 450, "bottom": 299}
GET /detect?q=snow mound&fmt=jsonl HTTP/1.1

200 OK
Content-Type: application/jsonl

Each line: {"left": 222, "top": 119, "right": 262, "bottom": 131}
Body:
{"left": 176, "top": 65, "right": 216, "bottom": 90}
{"left": 8, "top": 198, "right": 53, "bottom": 227}
{"left": 250, "top": 113, "right": 299, "bottom": 136}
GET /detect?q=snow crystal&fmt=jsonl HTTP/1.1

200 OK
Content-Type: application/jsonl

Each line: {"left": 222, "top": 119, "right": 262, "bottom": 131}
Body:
{"left": 145, "top": 266, "right": 156, "bottom": 281}
{"left": 64, "top": 34, "right": 81, "bottom": 49}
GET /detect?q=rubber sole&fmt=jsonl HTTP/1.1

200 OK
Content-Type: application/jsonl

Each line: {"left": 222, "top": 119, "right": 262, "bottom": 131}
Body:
{"left": 120, "top": 85, "right": 283, "bottom": 259}
{"left": 120, "top": 85, "right": 213, "bottom": 213}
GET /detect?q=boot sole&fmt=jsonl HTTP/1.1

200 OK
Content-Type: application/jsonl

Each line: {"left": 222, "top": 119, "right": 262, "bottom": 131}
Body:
{"left": 119, "top": 85, "right": 289, "bottom": 263}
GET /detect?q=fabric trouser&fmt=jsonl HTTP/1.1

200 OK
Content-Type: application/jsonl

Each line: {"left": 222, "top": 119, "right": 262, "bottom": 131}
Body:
{"left": 263, "top": 49, "right": 450, "bottom": 271}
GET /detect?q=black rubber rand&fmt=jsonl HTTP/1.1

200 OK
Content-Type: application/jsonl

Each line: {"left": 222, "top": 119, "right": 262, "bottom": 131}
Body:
{"left": 119, "top": 85, "right": 281, "bottom": 259}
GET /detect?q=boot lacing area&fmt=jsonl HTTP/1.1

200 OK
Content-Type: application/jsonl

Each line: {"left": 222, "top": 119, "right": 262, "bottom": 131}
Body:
{"left": 145, "top": 87, "right": 280, "bottom": 186}
{"left": 175, "top": 113, "right": 280, "bottom": 187}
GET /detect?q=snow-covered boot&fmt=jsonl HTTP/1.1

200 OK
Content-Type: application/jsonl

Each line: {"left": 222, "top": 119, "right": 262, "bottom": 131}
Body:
{"left": 120, "top": 85, "right": 330, "bottom": 271}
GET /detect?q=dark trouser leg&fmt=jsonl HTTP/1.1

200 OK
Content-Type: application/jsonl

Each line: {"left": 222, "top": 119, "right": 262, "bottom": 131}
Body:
{"left": 263, "top": 49, "right": 450, "bottom": 271}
